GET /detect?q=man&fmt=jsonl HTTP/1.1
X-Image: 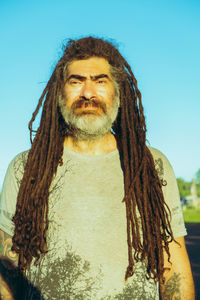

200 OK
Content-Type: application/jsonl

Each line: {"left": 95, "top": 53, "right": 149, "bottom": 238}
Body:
{"left": 0, "top": 37, "right": 195, "bottom": 299}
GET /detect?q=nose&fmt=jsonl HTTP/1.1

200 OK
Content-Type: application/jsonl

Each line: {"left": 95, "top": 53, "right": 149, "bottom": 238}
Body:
{"left": 80, "top": 80, "right": 97, "bottom": 100}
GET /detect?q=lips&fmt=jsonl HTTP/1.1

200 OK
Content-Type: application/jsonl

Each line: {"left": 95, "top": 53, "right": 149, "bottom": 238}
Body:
{"left": 74, "top": 104, "right": 102, "bottom": 116}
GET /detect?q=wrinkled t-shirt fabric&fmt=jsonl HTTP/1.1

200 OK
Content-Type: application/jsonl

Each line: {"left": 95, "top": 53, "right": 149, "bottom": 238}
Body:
{"left": 0, "top": 147, "right": 186, "bottom": 299}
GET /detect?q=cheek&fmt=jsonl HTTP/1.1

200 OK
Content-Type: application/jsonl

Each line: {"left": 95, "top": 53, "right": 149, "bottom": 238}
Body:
{"left": 106, "top": 90, "right": 116, "bottom": 105}
{"left": 64, "top": 90, "right": 79, "bottom": 107}
{"left": 98, "top": 86, "right": 115, "bottom": 99}
{"left": 107, "top": 85, "right": 116, "bottom": 99}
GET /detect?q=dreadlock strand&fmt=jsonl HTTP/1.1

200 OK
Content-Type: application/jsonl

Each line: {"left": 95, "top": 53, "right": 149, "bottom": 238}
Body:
{"left": 129, "top": 190, "right": 142, "bottom": 253}
{"left": 124, "top": 199, "right": 134, "bottom": 280}
{"left": 125, "top": 81, "right": 139, "bottom": 176}
{"left": 120, "top": 90, "right": 131, "bottom": 193}
{"left": 28, "top": 73, "right": 57, "bottom": 143}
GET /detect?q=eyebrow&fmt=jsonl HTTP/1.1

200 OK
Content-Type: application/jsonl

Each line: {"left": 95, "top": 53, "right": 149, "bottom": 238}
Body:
{"left": 67, "top": 74, "right": 111, "bottom": 82}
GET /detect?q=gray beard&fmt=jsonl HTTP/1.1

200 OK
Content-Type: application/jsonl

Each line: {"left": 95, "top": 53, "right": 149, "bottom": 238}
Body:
{"left": 59, "top": 96, "right": 120, "bottom": 140}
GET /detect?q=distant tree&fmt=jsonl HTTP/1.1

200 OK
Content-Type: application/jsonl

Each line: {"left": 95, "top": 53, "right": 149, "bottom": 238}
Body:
{"left": 176, "top": 178, "right": 191, "bottom": 197}
{"left": 197, "top": 185, "right": 200, "bottom": 197}
{"left": 195, "top": 169, "right": 200, "bottom": 196}
{"left": 195, "top": 169, "right": 200, "bottom": 184}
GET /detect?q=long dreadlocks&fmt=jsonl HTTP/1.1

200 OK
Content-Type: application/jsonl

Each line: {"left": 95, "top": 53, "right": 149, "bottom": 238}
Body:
{"left": 12, "top": 36, "right": 174, "bottom": 283}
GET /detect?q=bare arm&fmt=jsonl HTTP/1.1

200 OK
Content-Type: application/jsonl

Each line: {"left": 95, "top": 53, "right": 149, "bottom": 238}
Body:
{"left": 0, "top": 229, "right": 18, "bottom": 300}
{"left": 160, "top": 236, "right": 195, "bottom": 300}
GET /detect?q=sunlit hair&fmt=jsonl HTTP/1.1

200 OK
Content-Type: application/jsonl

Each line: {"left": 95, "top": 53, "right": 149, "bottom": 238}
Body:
{"left": 12, "top": 36, "right": 174, "bottom": 283}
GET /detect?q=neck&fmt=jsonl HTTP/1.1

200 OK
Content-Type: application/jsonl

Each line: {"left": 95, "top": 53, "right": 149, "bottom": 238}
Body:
{"left": 64, "top": 132, "right": 117, "bottom": 155}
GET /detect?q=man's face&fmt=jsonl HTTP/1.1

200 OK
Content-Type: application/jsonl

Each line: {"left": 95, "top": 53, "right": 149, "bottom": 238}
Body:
{"left": 59, "top": 57, "right": 120, "bottom": 140}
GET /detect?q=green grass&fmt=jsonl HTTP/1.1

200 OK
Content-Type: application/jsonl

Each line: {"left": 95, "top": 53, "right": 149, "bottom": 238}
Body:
{"left": 182, "top": 206, "right": 200, "bottom": 223}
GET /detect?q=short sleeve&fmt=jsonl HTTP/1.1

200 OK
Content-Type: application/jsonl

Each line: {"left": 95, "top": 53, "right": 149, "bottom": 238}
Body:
{"left": 0, "top": 151, "right": 28, "bottom": 236}
{"left": 149, "top": 147, "right": 187, "bottom": 238}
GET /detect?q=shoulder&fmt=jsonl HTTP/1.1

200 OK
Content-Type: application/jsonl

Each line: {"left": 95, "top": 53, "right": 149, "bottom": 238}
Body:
{"left": 9, "top": 150, "right": 29, "bottom": 165}
{"left": 148, "top": 147, "right": 181, "bottom": 210}
{"left": 0, "top": 151, "right": 29, "bottom": 235}
{"left": 8, "top": 150, "right": 29, "bottom": 170}
{"left": 148, "top": 147, "right": 175, "bottom": 180}
{"left": 3, "top": 150, "right": 29, "bottom": 187}
{"left": 1, "top": 150, "right": 29, "bottom": 201}
{"left": 148, "top": 146, "right": 172, "bottom": 167}
{"left": 148, "top": 147, "right": 187, "bottom": 237}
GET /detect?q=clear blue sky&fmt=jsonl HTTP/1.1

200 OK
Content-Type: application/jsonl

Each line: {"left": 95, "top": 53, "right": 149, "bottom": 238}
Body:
{"left": 0, "top": 0, "right": 200, "bottom": 188}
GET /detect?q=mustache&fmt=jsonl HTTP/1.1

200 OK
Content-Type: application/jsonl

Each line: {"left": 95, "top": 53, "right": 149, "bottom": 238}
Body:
{"left": 71, "top": 98, "right": 107, "bottom": 113}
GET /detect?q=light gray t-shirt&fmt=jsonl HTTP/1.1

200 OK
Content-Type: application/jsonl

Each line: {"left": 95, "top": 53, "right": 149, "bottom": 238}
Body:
{"left": 0, "top": 147, "right": 186, "bottom": 299}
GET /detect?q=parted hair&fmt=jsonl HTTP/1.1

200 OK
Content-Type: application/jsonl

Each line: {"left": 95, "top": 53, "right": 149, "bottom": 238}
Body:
{"left": 12, "top": 36, "right": 174, "bottom": 283}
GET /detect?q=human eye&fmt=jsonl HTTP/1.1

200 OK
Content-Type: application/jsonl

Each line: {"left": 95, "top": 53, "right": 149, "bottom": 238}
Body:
{"left": 96, "top": 79, "right": 107, "bottom": 85}
{"left": 69, "top": 79, "right": 81, "bottom": 85}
